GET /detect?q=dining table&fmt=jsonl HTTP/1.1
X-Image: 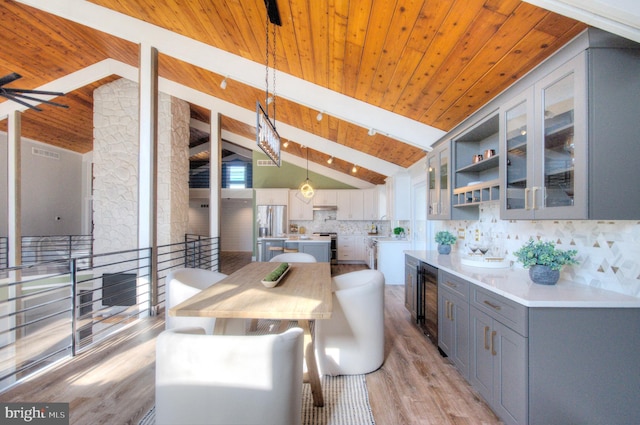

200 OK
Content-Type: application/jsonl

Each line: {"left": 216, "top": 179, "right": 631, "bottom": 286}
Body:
{"left": 169, "top": 261, "right": 333, "bottom": 407}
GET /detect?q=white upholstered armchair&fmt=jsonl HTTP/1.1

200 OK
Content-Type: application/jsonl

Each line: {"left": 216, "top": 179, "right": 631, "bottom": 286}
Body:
{"left": 315, "top": 269, "right": 385, "bottom": 376}
{"left": 155, "top": 327, "right": 304, "bottom": 425}
{"left": 165, "top": 268, "right": 244, "bottom": 335}
{"left": 269, "top": 252, "right": 317, "bottom": 263}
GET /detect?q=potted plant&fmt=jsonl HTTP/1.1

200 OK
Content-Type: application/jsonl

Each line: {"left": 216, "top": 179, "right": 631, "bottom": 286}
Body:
{"left": 393, "top": 227, "right": 405, "bottom": 238}
{"left": 513, "top": 238, "right": 578, "bottom": 285}
{"left": 435, "top": 230, "right": 456, "bottom": 255}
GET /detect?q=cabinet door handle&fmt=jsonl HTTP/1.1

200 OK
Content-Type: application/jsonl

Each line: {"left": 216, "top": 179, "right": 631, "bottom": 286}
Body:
{"left": 483, "top": 300, "right": 502, "bottom": 311}
{"left": 446, "top": 301, "right": 451, "bottom": 320}
{"left": 484, "top": 326, "right": 490, "bottom": 350}
{"left": 532, "top": 186, "right": 539, "bottom": 210}
{"left": 449, "top": 301, "right": 454, "bottom": 321}
{"left": 524, "top": 187, "right": 530, "bottom": 210}
{"left": 491, "top": 330, "right": 497, "bottom": 356}
{"left": 445, "top": 281, "right": 457, "bottom": 288}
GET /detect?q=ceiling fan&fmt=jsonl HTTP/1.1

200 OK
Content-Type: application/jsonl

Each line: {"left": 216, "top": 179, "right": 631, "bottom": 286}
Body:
{"left": 0, "top": 72, "right": 68, "bottom": 111}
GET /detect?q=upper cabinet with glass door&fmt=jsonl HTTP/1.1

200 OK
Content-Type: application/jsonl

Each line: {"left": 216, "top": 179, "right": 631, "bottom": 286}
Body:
{"left": 502, "top": 43, "right": 640, "bottom": 220}
{"left": 501, "top": 55, "right": 586, "bottom": 220}
{"left": 427, "top": 141, "right": 450, "bottom": 220}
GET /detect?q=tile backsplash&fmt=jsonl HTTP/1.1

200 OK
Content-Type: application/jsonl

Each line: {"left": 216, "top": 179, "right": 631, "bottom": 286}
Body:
{"left": 290, "top": 209, "right": 407, "bottom": 236}
{"left": 434, "top": 202, "right": 640, "bottom": 298}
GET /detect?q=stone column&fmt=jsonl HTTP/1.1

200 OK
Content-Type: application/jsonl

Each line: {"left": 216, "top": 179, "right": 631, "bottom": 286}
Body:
{"left": 93, "top": 78, "right": 189, "bottom": 256}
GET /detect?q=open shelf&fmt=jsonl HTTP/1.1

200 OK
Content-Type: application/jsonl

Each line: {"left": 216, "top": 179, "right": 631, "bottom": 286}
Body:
{"left": 453, "top": 179, "right": 500, "bottom": 207}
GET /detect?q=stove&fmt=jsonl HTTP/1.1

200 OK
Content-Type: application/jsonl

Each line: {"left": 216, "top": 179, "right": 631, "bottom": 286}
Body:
{"left": 313, "top": 232, "right": 337, "bottom": 264}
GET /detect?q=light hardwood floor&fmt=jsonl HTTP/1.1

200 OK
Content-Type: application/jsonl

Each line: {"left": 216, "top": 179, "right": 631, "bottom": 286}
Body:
{"left": 0, "top": 258, "right": 501, "bottom": 425}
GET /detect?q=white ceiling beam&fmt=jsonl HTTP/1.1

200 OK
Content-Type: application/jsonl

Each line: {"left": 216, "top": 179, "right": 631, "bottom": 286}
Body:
{"left": 523, "top": 0, "right": 640, "bottom": 43}
{"left": 101, "top": 59, "right": 399, "bottom": 181}
{"left": 16, "top": 0, "right": 445, "bottom": 150}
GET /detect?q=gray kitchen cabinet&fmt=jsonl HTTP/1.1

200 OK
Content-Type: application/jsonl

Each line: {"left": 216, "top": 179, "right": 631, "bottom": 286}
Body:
{"left": 404, "top": 255, "right": 419, "bottom": 320}
{"left": 438, "top": 272, "right": 470, "bottom": 379}
{"left": 298, "top": 242, "right": 330, "bottom": 262}
{"left": 470, "top": 306, "right": 528, "bottom": 425}
{"left": 501, "top": 42, "right": 640, "bottom": 220}
{"left": 259, "top": 239, "right": 285, "bottom": 261}
{"left": 426, "top": 141, "right": 451, "bottom": 220}
{"left": 415, "top": 252, "right": 640, "bottom": 424}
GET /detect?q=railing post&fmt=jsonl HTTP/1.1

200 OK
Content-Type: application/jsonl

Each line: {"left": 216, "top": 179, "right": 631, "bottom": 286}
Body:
{"left": 70, "top": 258, "right": 78, "bottom": 357}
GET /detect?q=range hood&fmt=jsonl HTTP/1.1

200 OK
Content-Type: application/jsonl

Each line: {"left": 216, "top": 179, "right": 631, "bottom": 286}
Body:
{"left": 313, "top": 205, "right": 338, "bottom": 211}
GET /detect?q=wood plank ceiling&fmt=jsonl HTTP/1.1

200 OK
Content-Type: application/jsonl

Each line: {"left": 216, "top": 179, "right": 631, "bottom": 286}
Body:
{"left": 0, "top": 0, "right": 587, "bottom": 185}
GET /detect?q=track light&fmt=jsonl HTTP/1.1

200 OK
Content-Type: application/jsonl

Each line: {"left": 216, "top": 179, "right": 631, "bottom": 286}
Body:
{"left": 220, "top": 77, "right": 228, "bottom": 90}
{"left": 368, "top": 128, "right": 376, "bottom": 136}
{"left": 352, "top": 164, "right": 358, "bottom": 173}
{"left": 317, "top": 111, "right": 323, "bottom": 121}
{"left": 327, "top": 156, "right": 333, "bottom": 164}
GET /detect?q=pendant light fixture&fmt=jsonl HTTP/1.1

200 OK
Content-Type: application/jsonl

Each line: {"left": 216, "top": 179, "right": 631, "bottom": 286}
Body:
{"left": 256, "top": 0, "right": 282, "bottom": 166}
{"left": 298, "top": 146, "right": 315, "bottom": 202}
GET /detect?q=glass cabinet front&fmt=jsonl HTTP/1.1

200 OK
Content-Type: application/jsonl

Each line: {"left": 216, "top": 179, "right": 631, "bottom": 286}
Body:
{"left": 542, "top": 72, "right": 575, "bottom": 209}
{"left": 504, "top": 98, "right": 529, "bottom": 212}
{"left": 427, "top": 144, "right": 449, "bottom": 219}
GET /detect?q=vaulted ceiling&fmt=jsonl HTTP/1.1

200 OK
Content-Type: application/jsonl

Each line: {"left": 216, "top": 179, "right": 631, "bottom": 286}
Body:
{"left": 0, "top": 0, "right": 610, "bottom": 186}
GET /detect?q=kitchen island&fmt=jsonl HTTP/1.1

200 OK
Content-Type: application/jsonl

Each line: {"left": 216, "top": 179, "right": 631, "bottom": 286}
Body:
{"left": 405, "top": 250, "right": 640, "bottom": 425}
{"left": 257, "top": 236, "right": 331, "bottom": 262}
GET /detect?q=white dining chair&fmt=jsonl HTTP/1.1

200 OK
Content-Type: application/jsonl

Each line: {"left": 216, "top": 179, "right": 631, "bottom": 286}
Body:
{"left": 165, "top": 268, "right": 244, "bottom": 335}
{"left": 269, "top": 252, "right": 317, "bottom": 263}
{"left": 155, "top": 327, "right": 304, "bottom": 425}
{"left": 315, "top": 269, "right": 385, "bottom": 376}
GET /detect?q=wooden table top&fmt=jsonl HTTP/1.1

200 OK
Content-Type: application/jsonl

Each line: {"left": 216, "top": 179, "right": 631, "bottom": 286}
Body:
{"left": 169, "top": 262, "right": 332, "bottom": 320}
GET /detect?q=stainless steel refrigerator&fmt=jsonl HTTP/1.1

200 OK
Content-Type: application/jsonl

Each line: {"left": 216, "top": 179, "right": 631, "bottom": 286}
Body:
{"left": 256, "top": 205, "right": 287, "bottom": 237}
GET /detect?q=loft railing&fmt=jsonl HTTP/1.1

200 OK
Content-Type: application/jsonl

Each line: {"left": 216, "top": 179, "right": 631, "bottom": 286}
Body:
{"left": 0, "top": 237, "right": 7, "bottom": 269}
{"left": 0, "top": 236, "right": 219, "bottom": 392}
{"left": 21, "top": 235, "right": 93, "bottom": 271}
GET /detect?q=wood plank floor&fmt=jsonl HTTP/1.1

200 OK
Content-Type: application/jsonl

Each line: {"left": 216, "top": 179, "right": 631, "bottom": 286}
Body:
{"left": 0, "top": 256, "right": 502, "bottom": 425}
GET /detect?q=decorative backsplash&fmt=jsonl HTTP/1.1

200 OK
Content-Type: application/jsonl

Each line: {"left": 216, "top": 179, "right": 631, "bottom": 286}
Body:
{"left": 289, "top": 209, "right": 406, "bottom": 236}
{"left": 434, "top": 202, "right": 640, "bottom": 297}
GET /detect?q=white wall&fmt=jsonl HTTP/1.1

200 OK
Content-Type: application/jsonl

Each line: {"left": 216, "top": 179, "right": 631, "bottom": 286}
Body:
{"left": 0, "top": 134, "right": 83, "bottom": 236}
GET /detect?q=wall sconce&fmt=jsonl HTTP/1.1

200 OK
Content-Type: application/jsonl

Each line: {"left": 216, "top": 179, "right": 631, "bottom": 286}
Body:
{"left": 220, "top": 77, "right": 228, "bottom": 90}
{"left": 327, "top": 156, "right": 333, "bottom": 164}
{"left": 316, "top": 111, "right": 323, "bottom": 121}
{"left": 352, "top": 164, "right": 358, "bottom": 173}
{"left": 368, "top": 128, "right": 376, "bottom": 136}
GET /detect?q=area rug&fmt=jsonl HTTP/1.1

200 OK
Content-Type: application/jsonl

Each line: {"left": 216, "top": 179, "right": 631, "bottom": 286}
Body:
{"left": 138, "top": 374, "right": 375, "bottom": 425}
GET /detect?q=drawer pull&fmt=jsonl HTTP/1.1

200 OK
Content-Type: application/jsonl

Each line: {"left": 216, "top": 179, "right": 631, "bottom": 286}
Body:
{"left": 445, "top": 281, "right": 458, "bottom": 288}
{"left": 491, "top": 330, "right": 497, "bottom": 356}
{"left": 483, "top": 300, "right": 501, "bottom": 311}
{"left": 484, "top": 326, "right": 490, "bottom": 351}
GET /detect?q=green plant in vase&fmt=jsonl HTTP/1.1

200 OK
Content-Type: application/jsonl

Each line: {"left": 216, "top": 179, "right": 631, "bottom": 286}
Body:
{"left": 514, "top": 238, "right": 578, "bottom": 285}
{"left": 435, "top": 230, "right": 456, "bottom": 255}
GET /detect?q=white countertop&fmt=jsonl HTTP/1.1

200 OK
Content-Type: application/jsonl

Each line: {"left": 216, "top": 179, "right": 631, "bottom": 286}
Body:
{"left": 258, "top": 236, "right": 331, "bottom": 243}
{"left": 405, "top": 250, "right": 640, "bottom": 308}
